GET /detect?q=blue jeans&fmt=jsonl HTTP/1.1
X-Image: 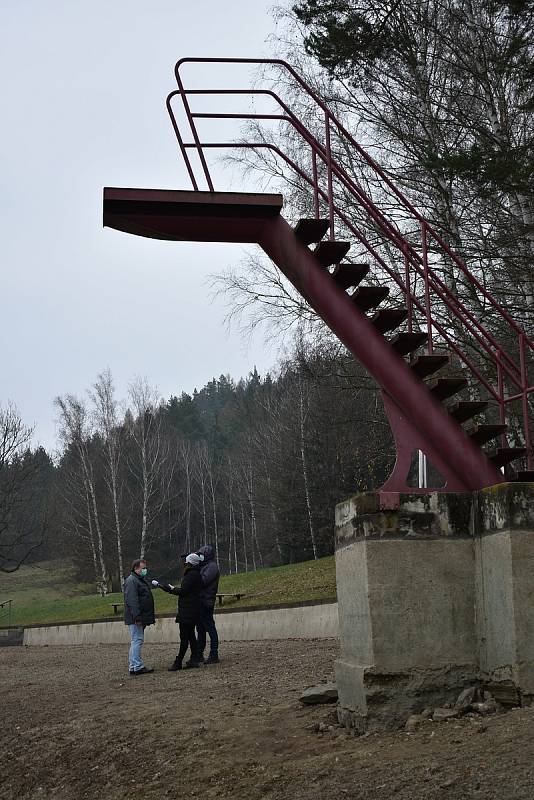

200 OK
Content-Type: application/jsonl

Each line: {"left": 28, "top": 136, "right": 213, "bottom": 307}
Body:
{"left": 128, "top": 624, "right": 145, "bottom": 672}
{"left": 197, "top": 605, "right": 219, "bottom": 658}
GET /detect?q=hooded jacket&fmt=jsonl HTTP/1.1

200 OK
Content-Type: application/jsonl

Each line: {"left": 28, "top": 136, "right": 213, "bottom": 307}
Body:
{"left": 197, "top": 545, "right": 220, "bottom": 608}
{"left": 160, "top": 564, "right": 202, "bottom": 624}
{"left": 123, "top": 571, "right": 155, "bottom": 626}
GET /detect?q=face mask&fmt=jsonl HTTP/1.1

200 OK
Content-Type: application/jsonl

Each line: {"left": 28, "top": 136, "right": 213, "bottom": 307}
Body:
{"left": 140, "top": 568, "right": 148, "bottom": 577}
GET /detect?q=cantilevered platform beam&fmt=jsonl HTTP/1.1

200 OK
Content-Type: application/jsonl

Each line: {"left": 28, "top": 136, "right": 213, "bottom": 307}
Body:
{"left": 103, "top": 188, "right": 283, "bottom": 243}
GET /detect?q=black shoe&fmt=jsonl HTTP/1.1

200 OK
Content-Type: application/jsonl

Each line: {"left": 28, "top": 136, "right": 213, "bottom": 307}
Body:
{"left": 133, "top": 667, "right": 154, "bottom": 675}
{"left": 168, "top": 660, "right": 182, "bottom": 671}
{"left": 184, "top": 660, "right": 201, "bottom": 669}
{"left": 206, "top": 655, "right": 219, "bottom": 664}
{"left": 196, "top": 654, "right": 206, "bottom": 664}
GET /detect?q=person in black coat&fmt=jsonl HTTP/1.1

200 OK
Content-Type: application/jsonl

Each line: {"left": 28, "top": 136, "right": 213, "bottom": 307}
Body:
{"left": 196, "top": 544, "right": 220, "bottom": 664}
{"left": 153, "top": 552, "right": 203, "bottom": 671}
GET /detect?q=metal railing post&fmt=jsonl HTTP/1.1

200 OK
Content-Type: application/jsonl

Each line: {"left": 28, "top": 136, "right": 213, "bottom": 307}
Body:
{"left": 324, "top": 112, "right": 334, "bottom": 240}
{"left": 311, "top": 149, "right": 319, "bottom": 219}
{"left": 175, "top": 72, "right": 214, "bottom": 191}
{"left": 519, "top": 334, "right": 532, "bottom": 469}
{"left": 418, "top": 451, "right": 427, "bottom": 488}
{"left": 497, "top": 360, "right": 508, "bottom": 451}
{"left": 166, "top": 93, "right": 199, "bottom": 190}
{"left": 421, "top": 222, "right": 433, "bottom": 353}
{"left": 404, "top": 248, "right": 412, "bottom": 334}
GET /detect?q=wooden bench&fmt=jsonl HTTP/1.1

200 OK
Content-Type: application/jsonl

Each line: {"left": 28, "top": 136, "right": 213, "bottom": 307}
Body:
{"left": 216, "top": 593, "right": 245, "bottom": 606}
{"left": 111, "top": 603, "right": 123, "bottom": 615}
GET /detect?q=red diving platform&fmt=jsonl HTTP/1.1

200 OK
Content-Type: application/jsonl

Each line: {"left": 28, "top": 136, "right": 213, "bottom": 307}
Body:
{"left": 103, "top": 188, "right": 282, "bottom": 243}
{"left": 103, "top": 58, "right": 534, "bottom": 498}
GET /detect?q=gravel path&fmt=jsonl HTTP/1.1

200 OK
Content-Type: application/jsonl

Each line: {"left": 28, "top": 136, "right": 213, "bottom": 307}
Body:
{"left": 1, "top": 640, "right": 534, "bottom": 799}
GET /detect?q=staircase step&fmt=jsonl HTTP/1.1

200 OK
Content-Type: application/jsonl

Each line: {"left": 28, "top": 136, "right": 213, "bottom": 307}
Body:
{"left": 313, "top": 240, "right": 351, "bottom": 267}
{"left": 468, "top": 424, "right": 508, "bottom": 446}
{"left": 389, "top": 332, "right": 427, "bottom": 356}
{"left": 371, "top": 308, "right": 408, "bottom": 334}
{"left": 294, "top": 218, "right": 330, "bottom": 245}
{"left": 448, "top": 400, "right": 489, "bottom": 424}
{"left": 428, "top": 377, "right": 468, "bottom": 401}
{"left": 511, "top": 470, "right": 534, "bottom": 482}
{"left": 411, "top": 354, "right": 450, "bottom": 379}
{"left": 331, "top": 263, "right": 369, "bottom": 290}
{"left": 351, "top": 286, "right": 389, "bottom": 312}
{"left": 488, "top": 447, "right": 527, "bottom": 467}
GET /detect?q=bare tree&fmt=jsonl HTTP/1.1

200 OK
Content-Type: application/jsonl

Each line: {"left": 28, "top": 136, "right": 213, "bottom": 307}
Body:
{"left": 194, "top": 442, "right": 209, "bottom": 543}
{"left": 179, "top": 439, "right": 193, "bottom": 554}
{"left": 296, "top": 369, "right": 317, "bottom": 560}
{"left": 242, "top": 451, "right": 263, "bottom": 570}
{"left": 0, "top": 402, "right": 44, "bottom": 572}
{"left": 55, "top": 394, "right": 109, "bottom": 595}
{"left": 90, "top": 369, "right": 126, "bottom": 589}
{"left": 58, "top": 460, "right": 100, "bottom": 583}
{"left": 198, "top": 442, "right": 220, "bottom": 561}
{"left": 127, "top": 377, "right": 175, "bottom": 558}
{"left": 214, "top": 2, "right": 534, "bottom": 428}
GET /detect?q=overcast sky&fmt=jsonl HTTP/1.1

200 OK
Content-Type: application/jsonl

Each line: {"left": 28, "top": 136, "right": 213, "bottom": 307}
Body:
{"left": 1, "top": 0, "right": 288, "bottom": 451}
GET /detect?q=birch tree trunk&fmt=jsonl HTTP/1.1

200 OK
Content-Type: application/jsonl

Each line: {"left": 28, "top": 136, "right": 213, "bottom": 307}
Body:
{"left": 240, "top": 503, "right": 248, "bottom": 572}
{"left": 91, "top": 369, "right": 125, "bottom": 589}
{"left": 55, "top": 394, "right": 109, "bottom": 595}
{"left": 127, "top": 378, "right": 175, "bottom": 559}
{"left": 298, "top": 374, "right": 318, "bottom": 560}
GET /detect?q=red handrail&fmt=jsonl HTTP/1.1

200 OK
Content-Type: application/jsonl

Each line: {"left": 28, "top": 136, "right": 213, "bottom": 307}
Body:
{"left": 167, "top": 57, "right": 533, "bottom": 468}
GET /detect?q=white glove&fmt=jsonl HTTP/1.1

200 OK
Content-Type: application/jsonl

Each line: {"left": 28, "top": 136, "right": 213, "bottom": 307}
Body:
{"left": 151, "top": 579, "right": 159, "bottom": 587}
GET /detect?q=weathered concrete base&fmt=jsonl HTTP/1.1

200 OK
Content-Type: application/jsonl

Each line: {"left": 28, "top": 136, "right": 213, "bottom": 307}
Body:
{"left": 476, "top": 487, "right": 534, "bottom": 702}
{"left": 335, "top": 484, "right": 534, "bottom": 731}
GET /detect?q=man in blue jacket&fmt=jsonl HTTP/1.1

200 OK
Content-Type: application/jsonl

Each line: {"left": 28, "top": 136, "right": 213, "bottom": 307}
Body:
{"left": 123, "top": 558, "right": 155, "bottom": 675}
{"left": 196, "top": 544, "right": 220, "bottom": 664}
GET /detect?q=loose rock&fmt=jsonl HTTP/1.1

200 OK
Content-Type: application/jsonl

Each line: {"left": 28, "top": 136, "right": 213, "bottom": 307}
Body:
{"left": 473, "top": 699, "right": 497, "bottom": 716}
{"left": 405, "top": 714, "right": 425, "bottom": 732}
{"left": 299, "top": 682, "right": 338, "bottom": 705}
{"left": 454, "top": 685, "right": 483, "bottom": 713}
{"left": 433, "top": 708, "right": 459, "bottom": 722}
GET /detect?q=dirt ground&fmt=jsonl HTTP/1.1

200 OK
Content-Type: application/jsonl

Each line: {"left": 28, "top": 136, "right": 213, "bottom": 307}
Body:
{"left": 1, "top": 640, "right": 534, "bottom": 800}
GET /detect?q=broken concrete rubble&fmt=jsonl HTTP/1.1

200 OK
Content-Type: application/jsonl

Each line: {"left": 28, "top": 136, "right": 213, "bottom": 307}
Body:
{"left": 299, "top": 682, "right": 338, "bottom": 705}
{"left": 432, "top": 707, "right": 459, "bottom": 722}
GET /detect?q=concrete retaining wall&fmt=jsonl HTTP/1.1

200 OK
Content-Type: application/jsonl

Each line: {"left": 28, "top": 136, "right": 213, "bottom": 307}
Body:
{"left": 22, "top": 602, "right": 339, "bottom": 646}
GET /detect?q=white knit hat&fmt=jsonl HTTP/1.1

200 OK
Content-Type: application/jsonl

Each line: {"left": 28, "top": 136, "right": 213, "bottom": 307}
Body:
{"left": 185, "top": 552, "right": 203, "bottom": 566}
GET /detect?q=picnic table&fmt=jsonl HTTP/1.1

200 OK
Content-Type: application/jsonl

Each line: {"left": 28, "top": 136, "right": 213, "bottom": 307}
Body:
{"left": 216, "top": 593, "right": 245, "bottom": 606}
{"left": 111, "top": 602, "right": 123, "bottom": 615}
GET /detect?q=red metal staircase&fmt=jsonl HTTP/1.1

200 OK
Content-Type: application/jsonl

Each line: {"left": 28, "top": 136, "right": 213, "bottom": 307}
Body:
{"left": 103, "top": 58, "right": 534, "bottom": 499}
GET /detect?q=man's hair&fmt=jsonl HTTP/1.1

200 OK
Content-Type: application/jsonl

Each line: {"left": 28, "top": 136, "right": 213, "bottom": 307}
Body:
{"left": 131, "top": 558, "right": 147, "bottom": 572}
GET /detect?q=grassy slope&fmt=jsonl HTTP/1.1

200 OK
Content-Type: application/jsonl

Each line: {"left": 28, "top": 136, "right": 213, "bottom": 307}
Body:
{"left": 0, "top": 556, "right": 336, "bottom": 628}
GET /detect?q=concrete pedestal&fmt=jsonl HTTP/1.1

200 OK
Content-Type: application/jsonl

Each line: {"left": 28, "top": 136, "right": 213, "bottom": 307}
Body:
{"left": 475, "top": 486, "right": 534, "bottom": 702}
{"left": 335, "top": 484, "right": 534, "bottom": 730}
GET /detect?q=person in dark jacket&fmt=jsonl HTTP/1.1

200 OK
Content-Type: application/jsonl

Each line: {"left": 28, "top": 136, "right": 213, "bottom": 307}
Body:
{"left": 123, "top": 558, "right": 155, "bottom": 676}
{"left": 153, "top": 552, "right": 203, "bottom": 671}
{"left": 196, "top": 544, "right": 220, "bottom": 664}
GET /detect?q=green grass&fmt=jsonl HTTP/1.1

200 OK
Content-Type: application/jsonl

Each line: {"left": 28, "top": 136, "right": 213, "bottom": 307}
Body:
{"left": 0, "top": 556, "right": 336, "bottom": 628}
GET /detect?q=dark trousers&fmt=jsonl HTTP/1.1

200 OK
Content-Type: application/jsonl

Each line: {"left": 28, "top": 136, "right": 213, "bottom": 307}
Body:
{"left": 176, "top": 621, "right": 198, "bottom": 664}
{"left": 197, "top": 604, "right": 219, "bottom": 657}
